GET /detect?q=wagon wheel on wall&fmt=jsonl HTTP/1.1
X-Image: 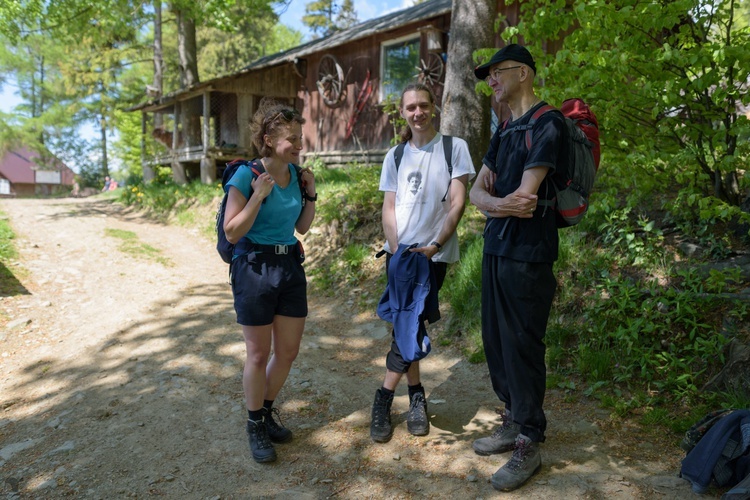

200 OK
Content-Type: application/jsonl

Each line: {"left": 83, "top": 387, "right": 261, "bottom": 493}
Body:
{"left": 415, "top": 53, "right": 444, "bottom": 89}
{"left": 317, "top": 54, "right": 347, "bottom": 108}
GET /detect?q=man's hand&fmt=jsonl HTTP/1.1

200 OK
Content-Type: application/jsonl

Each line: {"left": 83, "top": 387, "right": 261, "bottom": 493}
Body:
{"left": 485, "top": 191, "right": 538, "bottom": 219}
{"left": 409, "top": 243, "right": 439, "bottom": 259}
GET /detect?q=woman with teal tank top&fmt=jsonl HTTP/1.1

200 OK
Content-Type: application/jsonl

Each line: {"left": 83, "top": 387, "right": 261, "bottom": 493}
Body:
{"left": 223, "top": 98, "right": 317, "bottom": 464}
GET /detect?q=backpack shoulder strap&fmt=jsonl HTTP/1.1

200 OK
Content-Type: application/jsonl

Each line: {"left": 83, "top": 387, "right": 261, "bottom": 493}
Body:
{"left": 244, "top": 159, "right": 267, "bottom": 204}
{"left": 292, "top": 164, "right": 306, "bottom": 206}
{"left": 393, "top": 141, "right": 407, "bottom": 171}
{"left": 442, "top": 134, "right": 453, "bottom": 178}
{"left": 524, "top": 104, "right": 557, "bottom": 150}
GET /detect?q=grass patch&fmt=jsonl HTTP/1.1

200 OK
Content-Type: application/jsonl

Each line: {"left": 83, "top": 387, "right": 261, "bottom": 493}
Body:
{"left": 0, "top": 210, "right": 29, "bottom": 297}
{"left": 0, "top": 212, "right": 18, "bottom": 261}
{"left": 104, "top": 228, "right": 173, "bottom": 267}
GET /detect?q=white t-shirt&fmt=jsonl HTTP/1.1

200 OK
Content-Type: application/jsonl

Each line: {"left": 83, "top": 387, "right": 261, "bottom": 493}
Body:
{"left": 379, "top": 133, "right": 476, "bottom": 263}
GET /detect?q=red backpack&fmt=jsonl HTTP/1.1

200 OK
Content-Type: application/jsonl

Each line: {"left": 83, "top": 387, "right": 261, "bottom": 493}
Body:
{"left": 501, "top": 98, "right": 600, "bottom": 227}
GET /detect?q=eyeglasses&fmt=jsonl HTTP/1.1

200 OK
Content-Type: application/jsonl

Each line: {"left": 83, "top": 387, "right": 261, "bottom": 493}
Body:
{"left": 485, "top": 65, "right": 522, "bottom": 82}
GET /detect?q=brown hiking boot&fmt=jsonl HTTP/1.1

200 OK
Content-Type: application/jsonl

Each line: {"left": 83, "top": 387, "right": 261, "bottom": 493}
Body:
{"left": 473, "top": 411, "right": 520, "bottom": 455}
{"left": 490, "top": 434, "right": 541, "bottom": 491}
{"left": 370, "top": 388, "right": 394, "bottom": 443}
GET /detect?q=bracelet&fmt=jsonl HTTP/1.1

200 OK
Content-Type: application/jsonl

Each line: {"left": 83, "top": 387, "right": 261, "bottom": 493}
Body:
{"left": 430, "top": 241, "right": 442, "bottom": 250}
{"left": 304, "top": 192, "right": 318, "bottom": 202}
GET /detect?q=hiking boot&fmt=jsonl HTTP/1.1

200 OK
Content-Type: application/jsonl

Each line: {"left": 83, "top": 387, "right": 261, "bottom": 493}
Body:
{"left": 264, "top": 407, "right": 293, "bottom": 444}
{"left": 370, "top": 389, "right": 394, "bottom": 443}
{"left": 473, "top": 412, "right": 521, "bottom": 455}
{"left": 407, "top": 392, "right": 429, "bottom": 436}
{"left": 246, "top": 418, "right": 277, "bottom": 463}
{"left": 490, "top": 435, "right": 541, "bottom": 492}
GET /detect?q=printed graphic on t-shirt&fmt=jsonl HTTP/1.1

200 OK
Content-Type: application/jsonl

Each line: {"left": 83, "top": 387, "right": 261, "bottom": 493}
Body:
{"left": 407, "top": 170, "right": 423, "bottom": 196}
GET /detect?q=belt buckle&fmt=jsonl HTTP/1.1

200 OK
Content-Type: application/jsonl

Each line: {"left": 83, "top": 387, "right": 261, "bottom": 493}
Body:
{"left": 275, "top": 244, "right": 288, "bottom": 255}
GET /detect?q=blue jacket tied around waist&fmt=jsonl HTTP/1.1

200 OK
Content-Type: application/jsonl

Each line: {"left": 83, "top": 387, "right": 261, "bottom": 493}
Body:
{"left": 377, "top": 243, "right": 439, "bottom": 363}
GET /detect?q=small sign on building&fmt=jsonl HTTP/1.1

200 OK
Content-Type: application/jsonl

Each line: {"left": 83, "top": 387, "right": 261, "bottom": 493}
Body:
{"left": 36, "top": 170, "right": 62, "bottom": 184}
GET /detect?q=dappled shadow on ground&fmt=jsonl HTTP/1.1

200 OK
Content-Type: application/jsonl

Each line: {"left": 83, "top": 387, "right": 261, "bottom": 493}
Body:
{"left": 0, "top": 196, "right": 700, "bottom": 499}
{"left": 39, "top": 198, "right": 170, "bottom": 225}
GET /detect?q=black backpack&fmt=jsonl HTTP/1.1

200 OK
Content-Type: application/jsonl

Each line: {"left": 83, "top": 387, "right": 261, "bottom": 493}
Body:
{"left": 680, "top": 408, "right": 736, "bottom": 454}
{"left": 215, "top": 159, "right": 305, "bottom": 264}
{"left": 499, "top": 98, "right": 600, "bottom": 227}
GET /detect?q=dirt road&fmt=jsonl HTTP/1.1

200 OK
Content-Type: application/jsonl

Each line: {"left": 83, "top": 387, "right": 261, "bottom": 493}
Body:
{"left": 0, "top": 196, "right": 705, "bottom": 498}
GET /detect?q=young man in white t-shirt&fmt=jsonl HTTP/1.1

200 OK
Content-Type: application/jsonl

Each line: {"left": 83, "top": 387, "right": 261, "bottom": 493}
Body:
{"left": 371, "top": 82, "right": 476, "bottom": 443}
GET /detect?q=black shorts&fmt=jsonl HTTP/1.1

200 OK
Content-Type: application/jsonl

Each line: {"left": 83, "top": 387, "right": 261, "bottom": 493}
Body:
{"left": 231, "top": 251, "right": 307, "bottom": 326}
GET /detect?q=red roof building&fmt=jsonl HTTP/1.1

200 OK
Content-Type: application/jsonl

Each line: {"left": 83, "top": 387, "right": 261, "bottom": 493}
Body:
{"left": 0, "top": 146, "right": 75, "bottom": 197}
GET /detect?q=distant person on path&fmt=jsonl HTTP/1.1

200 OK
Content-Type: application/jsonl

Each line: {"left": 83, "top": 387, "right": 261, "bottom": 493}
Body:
{"left": 370, "top": 82, "right": 475, "bottom": 443}
{"left": 469, "top": 44, "right": 567, "bottom": 492}
{"left": 102, "top": 176, "right": 111, "bottom": 191}
{"left": 222, "top": 98, "right": 317, "bottom": 464}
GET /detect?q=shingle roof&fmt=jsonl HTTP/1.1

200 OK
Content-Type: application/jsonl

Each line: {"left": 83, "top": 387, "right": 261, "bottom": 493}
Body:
{"left": 128, "top": 0, "right": 451, "bottom": 111}
{"left": 0, "top": 147, "right": 74, "bottom": 185}
{"left": 245, "top": 0, "right": 452, "bottom": 71}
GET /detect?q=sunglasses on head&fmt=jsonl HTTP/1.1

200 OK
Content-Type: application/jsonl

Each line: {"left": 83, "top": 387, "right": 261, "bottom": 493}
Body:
{"left": 271, "top": 108, "right": 300, "bottom": 122}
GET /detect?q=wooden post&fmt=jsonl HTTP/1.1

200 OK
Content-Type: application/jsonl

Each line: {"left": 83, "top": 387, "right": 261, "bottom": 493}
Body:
{"left": 141, "top": 112, "right": 155, "bottom": 183}
{"left": 200, "top": 91, "right": 215, "bottom": 183}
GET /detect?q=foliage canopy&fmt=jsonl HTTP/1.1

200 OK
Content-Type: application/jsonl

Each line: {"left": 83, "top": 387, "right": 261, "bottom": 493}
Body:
{"left": 502, "top": 0, "right": 750, "bottom": 212}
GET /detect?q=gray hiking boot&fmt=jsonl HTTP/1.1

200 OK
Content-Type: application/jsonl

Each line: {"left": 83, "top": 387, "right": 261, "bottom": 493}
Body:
{"left": 247, "top": 418, "right": 277, "bottom": 463}
{"left": 370, "top": 389, "right": 394, "bottom": 443}
{"left": 264, "top": 407, "right": 293, "bottom": 443}
{"left": 472, "top": 411, "right": 520, "bottom": 455}
{"left": 406, "top": 392, "right": 429, "bottom": 436}
{"left": 490, "top": 434, "right": 541, "bottom": 491}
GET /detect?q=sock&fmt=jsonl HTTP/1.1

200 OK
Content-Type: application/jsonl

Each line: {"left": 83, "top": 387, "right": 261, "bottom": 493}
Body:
{"left": 248, "top": 409, "right": 264, "bottom": 422}
{"left": 263, "top": 400, "right": 274, "bottom": 411}
{"left": 379, "top": 387, "right": 395, "bottom": 397}
{"left": 408, "top": 383, "right": 424, "bottom": 399}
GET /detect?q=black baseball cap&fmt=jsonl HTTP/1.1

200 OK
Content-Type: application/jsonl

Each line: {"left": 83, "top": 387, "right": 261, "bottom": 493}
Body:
{"left": 474, "top": 44, "right": 536, "bottom": 80}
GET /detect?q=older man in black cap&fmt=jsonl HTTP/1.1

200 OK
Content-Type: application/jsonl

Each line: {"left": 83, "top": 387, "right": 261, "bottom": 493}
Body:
{"left": 469, "top": 43, "right": 567, "bottom": 492}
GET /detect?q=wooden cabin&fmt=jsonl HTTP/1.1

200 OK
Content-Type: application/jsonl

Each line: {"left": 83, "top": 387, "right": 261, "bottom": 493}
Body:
{"left": 129, "top": 0, "right": 453, "bottom": 183}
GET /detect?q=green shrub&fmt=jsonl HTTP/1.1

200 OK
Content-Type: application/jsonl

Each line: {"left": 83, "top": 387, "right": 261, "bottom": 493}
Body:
{"left": 119, "top": 180, "right": 221, "bottom": 219}
{"left": 313, "top": 163, "right": 382, "bottom": 231}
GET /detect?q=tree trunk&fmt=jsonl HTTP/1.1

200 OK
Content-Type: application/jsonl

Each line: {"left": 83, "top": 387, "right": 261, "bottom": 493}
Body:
{"left": 175, "top": 8, "right": 199, "bottom": 88}
{"left": 144, "top": 0, "right": 163, "bottom": 184}
{"left": 100, "top": 110, "right": 109, "bottom": 178}
{"left": 153, "top": 1, "right": 163, "bottom": 100}
{"left": 440, "top": 0, "right": 497, "bottom": 168}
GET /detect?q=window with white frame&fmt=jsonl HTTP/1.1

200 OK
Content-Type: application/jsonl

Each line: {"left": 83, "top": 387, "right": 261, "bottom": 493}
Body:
{"left": 380, "top": 35, "right": 421, "bottom": 101}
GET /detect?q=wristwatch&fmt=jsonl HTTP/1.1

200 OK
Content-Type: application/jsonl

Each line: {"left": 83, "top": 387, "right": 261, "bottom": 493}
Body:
{"left": 304, "top": 192, "right": 318, "bottom": 202}
{"left": 430, "top": 241, "right": 442, "bottom": 250}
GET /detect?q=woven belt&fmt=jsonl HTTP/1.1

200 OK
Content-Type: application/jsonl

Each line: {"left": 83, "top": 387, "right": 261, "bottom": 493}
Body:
{"left": 235, "top": 240, "right": 293, "bottom": 256}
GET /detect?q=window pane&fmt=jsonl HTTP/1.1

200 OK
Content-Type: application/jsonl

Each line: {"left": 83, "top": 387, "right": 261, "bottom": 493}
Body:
{"left": 383, "top": 38, "right": 420, "bottom": 98}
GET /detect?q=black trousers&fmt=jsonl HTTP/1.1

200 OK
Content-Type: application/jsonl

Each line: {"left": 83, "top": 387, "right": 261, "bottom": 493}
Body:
{"left": 481, "top": 254, "right": 556, "bottom": 443}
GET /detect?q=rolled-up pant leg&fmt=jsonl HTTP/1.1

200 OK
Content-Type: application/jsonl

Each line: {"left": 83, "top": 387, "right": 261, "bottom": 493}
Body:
{"left": 481, "top": 254, "right": 556, "bottom": 443}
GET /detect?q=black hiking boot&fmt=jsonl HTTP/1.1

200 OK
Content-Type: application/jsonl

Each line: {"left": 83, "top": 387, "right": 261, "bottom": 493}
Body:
{"left": 473, "top": 410, "right": 520, "bottom": 455}
{"left": 264, "top": 407, "right": 293, "bottom": 444}
{"left": 406, "top": 392, "right": 429, "bottom": 436}
{"left": 490, "top": 434, "right": 541, "bottom": 491}
{"left": 247, "top": 418, "right": 277, "bottom": 463}
{"left": 370, "top": 389, "right": 394, "bottom": 443}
